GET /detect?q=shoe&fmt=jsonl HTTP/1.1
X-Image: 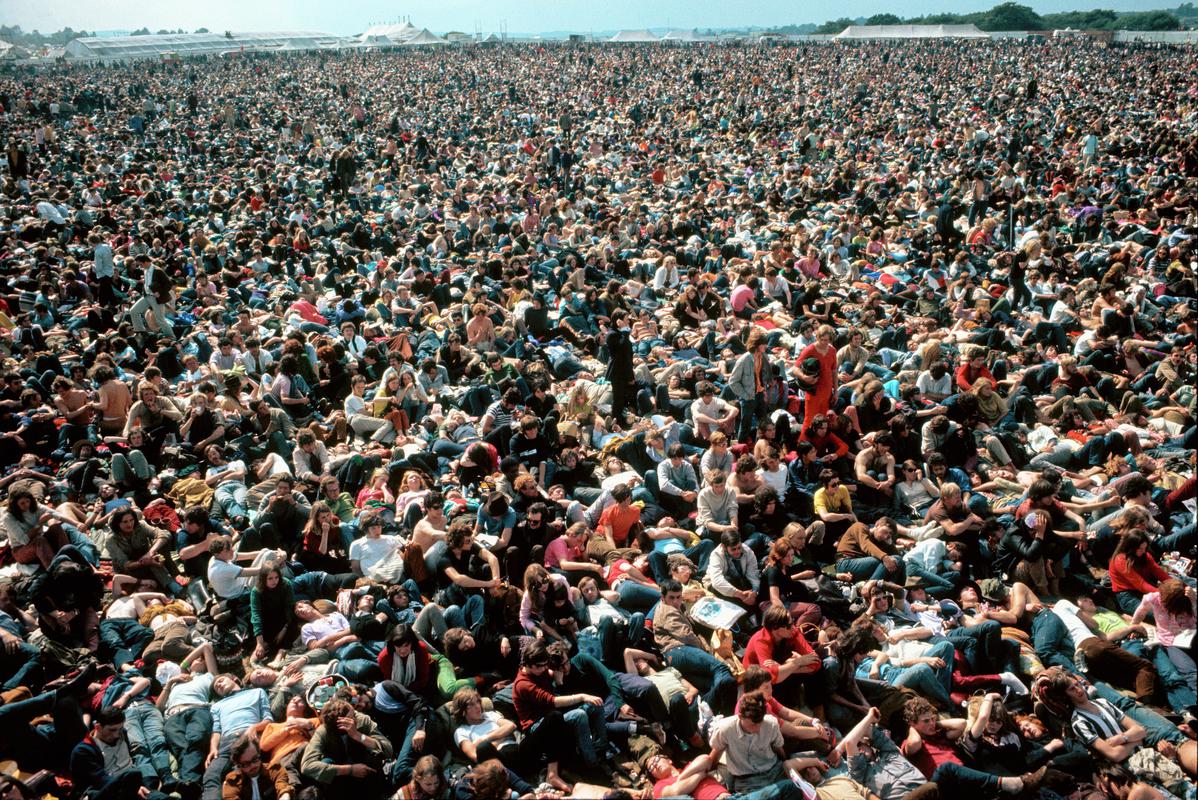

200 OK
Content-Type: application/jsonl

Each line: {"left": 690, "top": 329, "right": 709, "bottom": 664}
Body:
{"left": 999, "top": 671, "right": 1029, "bottom": 696}
{"left": 51, "top": 661, "right": 97, "bottom": 698}
{"left": 1019, "top": 766, "right": 1048, "bottom": 790}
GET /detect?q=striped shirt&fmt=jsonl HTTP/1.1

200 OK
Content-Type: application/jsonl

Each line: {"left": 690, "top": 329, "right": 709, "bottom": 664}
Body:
{"left": 1071, "top": 697, "right": 1125, "bottom": 746}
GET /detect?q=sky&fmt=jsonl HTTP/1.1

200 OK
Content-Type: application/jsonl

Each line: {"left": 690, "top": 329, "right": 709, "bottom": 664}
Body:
{"left": 0, "top": 0, "right": 1177, "bottom": 37}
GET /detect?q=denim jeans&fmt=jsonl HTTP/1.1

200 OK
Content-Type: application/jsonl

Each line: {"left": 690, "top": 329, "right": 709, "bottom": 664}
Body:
{"left": 214, "top": 482, "right": 249, "bottom": 519}
{"left": 163, "top": 705, "right": 213, "bottom": 783}
{"left": 647, "top": 540, "right": 717, "bottom": 583}
{"left": 125, "top": 701, "right": 173, "bottom": 783}
{"left": 905, "top": 561, "right": 959, "bottom": 599}
{"left": 931, "top": 762, "right": 1002, "bottom": 793}
{"left": 1090, "top": 681, "right": 1186, "bottom": 746}
{"left": 616, "top": 580, "right": 661, "bottom": 612}
{"left": 893, "top": 639, "right": 955, "bottom": 706}
{"left": 0, "top": 641, "right": 43, "bottom": 691}
{"left": 564, "top": 701, "right": 608, "bottom": 768}
{"left": 1030, "top": 608, "right": 1077, "bottom": 672}
{"left": 1123, "top": 639, "right": 1194, "bottom": 713}
{"left": 445, "top": 594, "right": 485, "bottom": 632}
{"left": 665, "top": 645, "right": 737, "bottom": 715}
{"left": 837, "top": 556, "right": 904, "bottom": 583}
{"left": 728, "top": 781, "right": 806, "bottom": 800}
{"left": 98, "top": 617, "right": 155, "bottom": 669}
{"left": 944, "top": 619, "right": 1017, "bottom": 674}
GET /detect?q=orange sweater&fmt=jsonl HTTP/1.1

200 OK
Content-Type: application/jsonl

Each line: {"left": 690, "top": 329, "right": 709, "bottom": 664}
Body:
{"left": 252, "top": 717, "right": 318, "bottom": 766}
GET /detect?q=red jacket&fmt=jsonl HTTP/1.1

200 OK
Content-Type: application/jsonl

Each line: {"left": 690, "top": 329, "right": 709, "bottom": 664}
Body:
{"left": 1108, "top": 552, "right": 1170, "bottom": 594}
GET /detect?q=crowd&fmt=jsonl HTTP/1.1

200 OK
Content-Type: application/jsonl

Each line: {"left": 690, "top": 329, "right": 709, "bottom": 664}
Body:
{"left": 0, "top": 34, "right": 1195, "bottom": 800}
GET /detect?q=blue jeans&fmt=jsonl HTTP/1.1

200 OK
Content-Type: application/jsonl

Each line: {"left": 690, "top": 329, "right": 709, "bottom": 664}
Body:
{"left": 944, "top": 619, "right": 1016, "bottom": 674}
{"left": 893, "top": 640, "right": 955, "bottom": 707}
{"left": 0, "top": 641, "right": 43, "bottom": 691}
{"left": 445, "top": 594, "right": 485, "bottom": 632}
{"left": 648, "top": 541, "right": 717, "bottom": 583}
{"left": 125, "top": 701, "right": 172, "bottom": 783}
{"left": 98, "top": 617, "right": 155, "bottom": 670}
{"left": 616, "top": 580, "right": 661, "bottom": 613}
{"left": 214, "top": 482, "right": 249, "bottom": 519}
{"left": 564, "top": 701, "right": 608, "bottom": 768}
{"left": 837, "top": 556, "right": 904, "bottom": 583}
{"left": 665, "top": 645, "right": 737, "bottom": 715}
{"left": 1091, "top": 681, "right": 1186, "bottom": 745}
{"left": 1031, "top": 609, "right": 1077, "bottom": 672}
{"left": 1124, "top": 639, "right": 1194, "bottom": 713}
{"left": 905, "top": 562, "right": 959, "bottom": 599}
{"left": 931, "top": 762, "right": 1002, "bottom": 793}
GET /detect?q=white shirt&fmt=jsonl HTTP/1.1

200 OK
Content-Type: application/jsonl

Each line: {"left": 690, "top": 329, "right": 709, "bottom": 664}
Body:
{"left": 916, "top": 371, "right": 952, "bottom": 397}
{"left": 348, "top": 535, "right": 404, "bottom": 574}
{"left": 454, "top": 710, "right": 517, "bottom": 751}
{"left": 1051, "top": 599, "right": 1099, "bottom": 647}
{"left": 207, "top": 557, "right": 250, "bottom": 600}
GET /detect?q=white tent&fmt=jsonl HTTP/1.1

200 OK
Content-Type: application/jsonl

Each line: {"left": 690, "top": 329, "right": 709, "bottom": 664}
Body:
{"left": 359, "top": 21, "right": 419, "bottom": 42}
{"left": 1114, "top": 30, "right": 1198, "bottom": 43}
{"left": 835, "top": 24, "right": 987, "bottom": 39}
{"left": 608, "top": 30, "right": 659, "bottom": 43}
{"left": 400, "top": 28, "right": 450, "bottom": 46}
{"left": 0, "top": 41, "right": 31, "bottom": 60}
{"left": 659, "top": 29, "right": 712, "bottom": 42}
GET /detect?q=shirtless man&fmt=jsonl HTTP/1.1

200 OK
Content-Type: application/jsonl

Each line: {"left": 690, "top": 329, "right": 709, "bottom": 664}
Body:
{"left": 94, "top": 364, "right": 132, "bottom": 436}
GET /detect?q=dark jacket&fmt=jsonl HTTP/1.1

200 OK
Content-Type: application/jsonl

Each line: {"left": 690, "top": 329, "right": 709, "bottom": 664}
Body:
{"left": 70, "top": 733, "right": 140, "bottom": 798}
{"left": 995, "top": 528, "right": 1045, "bottom": 575}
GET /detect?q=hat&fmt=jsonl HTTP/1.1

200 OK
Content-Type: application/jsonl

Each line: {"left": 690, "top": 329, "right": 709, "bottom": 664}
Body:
{"left": 938, "top": 600, "right": 963, "bottom": 619}
{"left": 977, "top": 578, "right": 1009, "bottom": 604}
{"left": 666, "top": 553, "right": 698, "bottom": 574}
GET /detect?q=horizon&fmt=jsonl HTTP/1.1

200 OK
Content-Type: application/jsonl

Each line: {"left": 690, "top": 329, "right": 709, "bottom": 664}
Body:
{"left": 0, "top": 0, "right": 1185, "bottom": 38}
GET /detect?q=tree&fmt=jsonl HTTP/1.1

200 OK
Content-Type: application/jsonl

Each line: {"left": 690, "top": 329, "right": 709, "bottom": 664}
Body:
{"left": 1042, "top": 9, "right": 1119, "bottom": 29}
{"left": 865, "top": 13, "right": 902, "bottom": 25}
{"left": 1119, "top": 11, "right": 1181, "bottom": 30}
{"left": 977, "top": 2, "right": 1045, "bottom": 30}
{"left": 195, "top": 27, "right": 210, "bottom": 33}
{"left": 130, "top": 27, "right": 151, "bottom": 36}
{"left": 815, "top": 17, "right": 855, "bottom": 34}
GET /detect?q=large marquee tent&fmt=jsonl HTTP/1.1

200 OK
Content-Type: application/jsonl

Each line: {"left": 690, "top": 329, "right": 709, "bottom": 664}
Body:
{"left": 835, "top": 24, "right": 989, "bottom": 39}
{"left": 63, "top": 31, "right": 346, "bottom": 62}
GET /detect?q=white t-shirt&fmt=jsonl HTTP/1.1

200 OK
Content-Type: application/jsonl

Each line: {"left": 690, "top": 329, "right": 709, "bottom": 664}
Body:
{"left": 454, "top": 710, "right": 517, "bottom": 751}
{"left": 1051, "top": 599, "right": 1098, "bottom": 647}
{"left": 916, "top": 371, "right": 952, "bottom": 397}
{"left": 208, "top": 557, "right": 250, "bottom": 599}
{"left": 349, "top": 535, "right": 404, "bottom": 574}
{"left": 759, "top": 465, "right": 788, "bottom": 496}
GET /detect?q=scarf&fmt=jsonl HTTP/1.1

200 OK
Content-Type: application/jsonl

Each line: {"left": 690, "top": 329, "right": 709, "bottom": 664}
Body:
{"left": 389, "top": 649, "right": 417, "bottom": 686}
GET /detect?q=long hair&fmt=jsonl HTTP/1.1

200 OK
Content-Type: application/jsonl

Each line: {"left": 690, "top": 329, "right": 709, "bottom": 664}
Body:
{"left": 523, "top": 564, "right": 551, "bottom": 614}
{"left": 4, "top": 488, "right": 35, "bottom": 519}
{"left": 1112, "top": 529, "right": 1150, "bottom": 568}
{"left": 302, "top": 501, "right": 334, "bottom": 540}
